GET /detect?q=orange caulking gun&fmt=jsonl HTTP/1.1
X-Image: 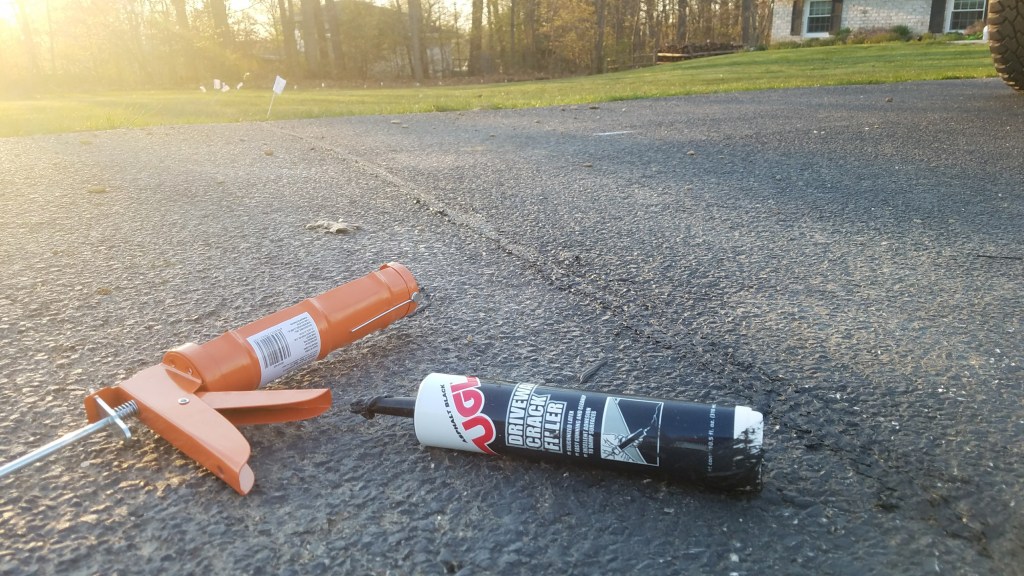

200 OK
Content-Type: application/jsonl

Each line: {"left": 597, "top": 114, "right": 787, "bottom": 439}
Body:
{"left": 0, "top": 263, "right": 421, "bottom": 495}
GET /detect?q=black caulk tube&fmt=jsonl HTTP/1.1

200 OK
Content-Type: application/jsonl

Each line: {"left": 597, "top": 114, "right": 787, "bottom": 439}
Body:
{"left": 351, "top": 373, "right": 764, "bottom": 491}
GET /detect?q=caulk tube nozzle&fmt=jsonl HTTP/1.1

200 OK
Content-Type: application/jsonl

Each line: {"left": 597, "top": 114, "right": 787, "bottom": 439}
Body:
{"left": 350, "top": 396, "right": 416, "bottom": 420}
{"left": 408, "top": 373, "right": 764, "bottom": 491}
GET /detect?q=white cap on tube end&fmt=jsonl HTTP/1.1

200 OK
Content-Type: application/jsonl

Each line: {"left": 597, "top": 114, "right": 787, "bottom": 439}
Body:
{"left": 732, "top": 406, "right": 764, "bottom": 449}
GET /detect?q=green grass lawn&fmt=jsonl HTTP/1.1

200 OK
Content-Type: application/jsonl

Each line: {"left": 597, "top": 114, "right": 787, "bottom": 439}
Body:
{"left": 0, "top": 42, "right": 997, "bottom": 138}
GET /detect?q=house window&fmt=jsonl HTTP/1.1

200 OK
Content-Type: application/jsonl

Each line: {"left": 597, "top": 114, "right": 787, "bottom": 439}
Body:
{"left": 806, "top": 1, "right": 834, "bottom": 35}
{"left": 949, "top": 0, "right": 986, "bottom": 31}
{"left": 790, "top": 0, "right": 842, "bottom": 38}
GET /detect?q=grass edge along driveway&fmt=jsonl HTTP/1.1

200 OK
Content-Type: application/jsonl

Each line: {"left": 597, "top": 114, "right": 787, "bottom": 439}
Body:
{"left": 0, "top": 42, "right": 998, "bottom": 138}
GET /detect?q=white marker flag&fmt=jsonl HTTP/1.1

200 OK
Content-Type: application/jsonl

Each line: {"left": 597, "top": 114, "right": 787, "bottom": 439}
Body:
{"left": 268, "top": 75, "right": 287, "bottom": 119}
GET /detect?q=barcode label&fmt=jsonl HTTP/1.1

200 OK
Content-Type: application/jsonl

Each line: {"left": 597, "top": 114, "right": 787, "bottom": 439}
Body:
{"left": 252, "top": 329, "right": 291, "bottom": 368}
{"left": 246, "top": 312, "right": 321, "bottom": 386}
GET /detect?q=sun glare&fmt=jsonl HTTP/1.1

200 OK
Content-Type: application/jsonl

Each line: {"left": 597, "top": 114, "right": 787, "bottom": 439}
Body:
{"left": 0, "top": 1, "right": 17, "bottom": 28}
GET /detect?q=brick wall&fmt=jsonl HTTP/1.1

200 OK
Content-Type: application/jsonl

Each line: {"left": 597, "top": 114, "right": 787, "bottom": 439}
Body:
{"left": 843, "top": 0, "right": 933, "bottom": 33}
{"left": 771, "top": 0, "right": 940, "bottom": 43}
{"left": 771, "top": 0, "right": 800, "bottom": 43}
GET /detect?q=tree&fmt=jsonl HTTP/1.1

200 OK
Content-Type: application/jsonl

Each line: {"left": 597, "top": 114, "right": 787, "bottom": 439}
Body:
{"left": 508, "top": 0, "right": 517, "bottom": 71}
{"left": 407, "top": 0, "right": 425, "bottom": 81}
{"left": 741, "top": 0, "right": 754, "bottom": 46}
{"left": 278, "top": 0, "right": 299, "bottom": 72}
{"left": 325, "top": 0, "right": 344, "bottom": 76}
{"left": 543, "top": 0, "right": 595, "bottom": 74}
{"left": 675, "top": 0, "right": 688, "bottom": 46}
{"left": 593, "top": 0, "right": 606, "bottom": 74}
{"left": 300, "top": 0, "right": 326, "bottom": 75}
{"left": 486, "top": 0, "right": 507, "bottom": 73}
{"left": 522, "top": 0, "right": 538, "bottom": 70}
{"left": 209, "top": 0, "right": 233, "bottom": 45}
{"left": 469, "top": 0, "right": 483, "bottom": 75}
{"left": 171, "top": 0, "right": 190, "bottom": 31}
{"left": 14, "top": 0, "right": 40, "bottom": 75}
{"left": 0, "top": 0, "right": 775, "bottom": 94}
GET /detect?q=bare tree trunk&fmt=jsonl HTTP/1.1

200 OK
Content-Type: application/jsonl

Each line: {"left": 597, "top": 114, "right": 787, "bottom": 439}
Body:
{"left": 408, "top": 0, "right": 425, "bottom": 82}
{"left": 523, "top": 0, "right": 536, "bottom": 71}
{"left": 608, "top": 0, "right": 622, "bottom": 68}
{"left": 644, "top": 0, "right": 656, "bottom": 55}
{"left": 469, "top": 0, "right": 483, "bottom": 75}
{"left": 701, "top": 0, "right": 713, "bottom": 43}
{"left": 394, "top": 0, "right": 412, "bottom": 79}
{"left": 509, "top": 0, "right": 517, "bottom": 72}
{"left": 487, "top": 0, "right": 506, "bottom": 73}
{"left": 14, "top": 0, "right": 40, "bottom": 75}
{"left": 675, "top": 0, "right": 688, "bottom": 46}
{"left": 758, "top": 0, "right": 772, "bottom": 44}
{"left": 278, "top": 0, "right": 298, "bottom": 73}
{"left": 631, "top": 0, "right": 643, "bottom": 65}
{"left": 209, "top": 0, "right": 233, "bottom": 46}
{"left": 166, "top": 0, "right": 195, "bottom": 83}
{"left": 741, "top": 0, "right": 754, "bottom": 45}
{"left": 300, "top": 0, "right": 321, "bottom": 75}
{"left": 593, "top": 0, "right": 607, "bottom": 74}
{"left": 311, "top": 0, "right": 330, "bottom": 73}
{"left": 325, "top": 0, "right": 344, "bottom": 77}
{"left": 452, "top": 7, "right": 464, "bottom": 75}
{"left": 171, "top": 0, "right": 189, "bottom": 30}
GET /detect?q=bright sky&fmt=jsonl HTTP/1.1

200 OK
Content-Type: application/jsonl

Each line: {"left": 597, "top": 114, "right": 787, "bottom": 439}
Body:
{"left": 0, "top": 0, "right": 15, "bottom": 28}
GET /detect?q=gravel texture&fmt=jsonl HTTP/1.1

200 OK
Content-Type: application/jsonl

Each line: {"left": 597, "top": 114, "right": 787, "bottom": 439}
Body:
{"left": 0, "top": 78, "right": 1021, "bottom": 575}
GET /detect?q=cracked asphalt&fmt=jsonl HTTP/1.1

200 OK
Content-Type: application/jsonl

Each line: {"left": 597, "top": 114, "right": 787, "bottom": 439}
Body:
{"left": 0, "top": 78, "right": 1021, "bottom": 575}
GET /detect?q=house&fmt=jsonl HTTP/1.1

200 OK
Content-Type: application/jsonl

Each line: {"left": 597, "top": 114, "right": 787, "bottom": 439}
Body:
{"left": 771, "top": 0, "right": 989, "bottom": 42}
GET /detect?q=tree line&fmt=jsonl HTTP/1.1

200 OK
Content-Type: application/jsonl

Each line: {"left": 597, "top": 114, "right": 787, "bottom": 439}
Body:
{"left": 0, "top": 0, "right": 772, "bottom": 93}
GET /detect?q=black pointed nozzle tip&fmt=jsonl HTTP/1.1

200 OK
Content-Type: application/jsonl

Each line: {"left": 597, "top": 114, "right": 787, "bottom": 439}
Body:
{"left": 349, "top": 395, "right": 416, "bottom": 420}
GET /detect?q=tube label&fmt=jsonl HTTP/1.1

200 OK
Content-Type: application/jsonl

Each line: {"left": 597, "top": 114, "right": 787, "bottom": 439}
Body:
{"left": 504, "top": 382, "right": 567, "bottom": 454}
{"left": 412, "top": 373, "right": 764, "bottom": 490}
{"left": 599, "top": 396, "right": 663, "bottom": 466}
{"left": 246, "top": 312, "right": 321, "bottom": 386}
{"left": 414, "top": 374, "right": 497, "bottom": 454}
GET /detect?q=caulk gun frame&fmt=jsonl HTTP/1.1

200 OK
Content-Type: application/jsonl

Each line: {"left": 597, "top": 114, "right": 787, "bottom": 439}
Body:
{"left": 0, "top": 262, "right": 424, "bottom": 495}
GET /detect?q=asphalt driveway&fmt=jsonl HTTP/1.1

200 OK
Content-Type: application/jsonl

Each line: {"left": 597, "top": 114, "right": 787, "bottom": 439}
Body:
{"left": 0, "top": 78, "right": 1021, "bottom": 575}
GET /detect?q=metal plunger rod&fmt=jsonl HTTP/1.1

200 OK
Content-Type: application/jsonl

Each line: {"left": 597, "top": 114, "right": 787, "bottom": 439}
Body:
{"left": 0, "top": 399, "right": 138, "bottom": 480}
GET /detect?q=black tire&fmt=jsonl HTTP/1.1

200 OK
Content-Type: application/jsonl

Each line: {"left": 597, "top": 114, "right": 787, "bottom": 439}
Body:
{"left": 989, "top": 0, "right": 1024, "bottom": 91}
